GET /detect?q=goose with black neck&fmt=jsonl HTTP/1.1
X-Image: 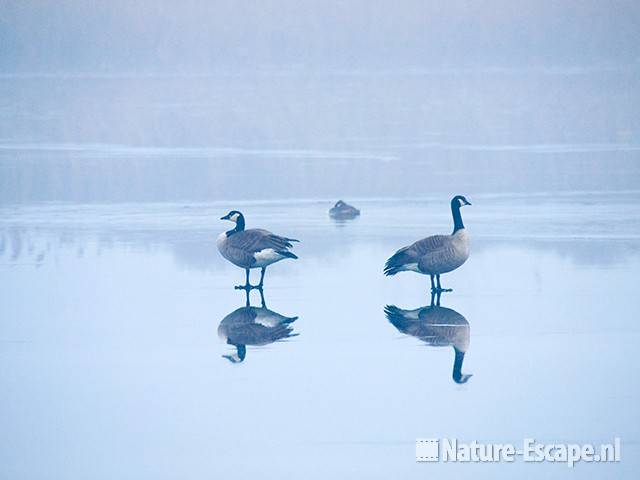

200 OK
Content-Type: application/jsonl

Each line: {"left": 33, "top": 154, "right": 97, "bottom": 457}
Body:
{"left": 384, "top": 195, "right": 471, "bottom": 293}
{"left": 217, "top": 210, "right": 299, "bottom": 290}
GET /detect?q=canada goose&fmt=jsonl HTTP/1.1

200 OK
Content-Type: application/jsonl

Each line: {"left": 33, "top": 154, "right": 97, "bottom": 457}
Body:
{"left": 217, "top": 289, "right": 299, "bottom": 363}
{"left": 385, "top": 292, "right": 472, "bottom": 384}
{"left": 218, "top": 210, "right": 299, "bottom": 289}
{"left": 329, "top": 200, "right": 360, "bottom": 220}
{"left": 384, "top": 195, "right": 471, "bottom": 292}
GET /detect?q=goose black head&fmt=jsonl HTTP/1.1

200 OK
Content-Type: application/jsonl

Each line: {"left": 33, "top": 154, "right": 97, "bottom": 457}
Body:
{"left": 451, "top": 195, "right": 472, "bottom": 208}
{"left": 220, "top": 210, "right": 244, "bottom": 222}
{"left": 223, "top": 344, "right": 246, "bottom": 363}
{"left": 450, "top": 196, "right": 471, "bottom": 233}
{"left": 220, "top": 210, "right": 246, "bottom": 232}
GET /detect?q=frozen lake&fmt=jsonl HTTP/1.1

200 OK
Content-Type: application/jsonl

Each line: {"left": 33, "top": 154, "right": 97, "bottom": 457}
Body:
{"left": 3, "top": 1, "right": 640, "bottom": 476}
{"left": 1, "top": 192, "right": 639, "bottom": 478}
{"left": 2, "top": 70, "right": 640, "bottom": 204}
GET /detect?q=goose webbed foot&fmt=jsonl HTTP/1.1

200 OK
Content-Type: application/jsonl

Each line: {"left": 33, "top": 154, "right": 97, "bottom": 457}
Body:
{"left": 235, "top": 268, "right": 261, "bottom": 291}
{"left": 237, "top": 285, "right": 266, "bottom": 306}
{"left": 236, "top": 269, "right": 252, "bottom": 291}
{"left": 433, "top": 275, "right": 451, "bottom": 293}
{"left": 430, "top": 287, "right": 453, "bottom": 294}
{"left": 234, "top": 283, "right": 264, "bottom": 291}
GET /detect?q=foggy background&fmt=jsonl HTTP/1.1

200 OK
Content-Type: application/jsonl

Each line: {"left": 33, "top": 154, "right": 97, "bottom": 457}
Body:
{"left": 2, "top": 5, "right": 640, "bottom": 479}
{"left": 3, "top": 1, "right": 640, "bottom": 72}
{"left": 1, "top": 1, "right": 639, "bottom": 204}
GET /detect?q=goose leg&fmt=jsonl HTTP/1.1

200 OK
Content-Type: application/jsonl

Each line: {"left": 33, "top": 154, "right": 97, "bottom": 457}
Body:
{"left": 257, "top": 267, "right": 266, "bottom": 288}
{"left": 429, "top": 290, "right": 442, "bottom": 306}
{"left": 430, "top": 274, "right": 436, "bottom": 293}
{"left": 235, "top": 268, "right": 252, "bottom": 290}
{"left": 258, "top": 287, "right": 266, "bottom": 308}
{"left": 436, "top": 274, "right": 452, "bottom": 293}
{"left": 244, "top": 288, "right": 250, "bottom": 307}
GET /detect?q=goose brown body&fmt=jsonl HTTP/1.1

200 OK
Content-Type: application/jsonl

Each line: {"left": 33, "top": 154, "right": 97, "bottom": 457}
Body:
{"left": 384, "top": 196, "right": 471, "bottom": 280}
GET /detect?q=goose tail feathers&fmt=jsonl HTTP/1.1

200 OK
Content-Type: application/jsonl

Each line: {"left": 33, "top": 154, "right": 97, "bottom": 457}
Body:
{"left": 384, "top": 265, "right": 401, "bottom": 276}
{"left": 384, "top": 253, "right": 404, "bottom": 276}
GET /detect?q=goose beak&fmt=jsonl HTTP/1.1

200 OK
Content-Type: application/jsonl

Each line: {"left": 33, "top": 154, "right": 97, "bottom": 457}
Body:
{"left": 220, "top": 214, "right": 230, "bottom": 220}
{"left": 222, "top": 354, "right": 242, "bottom": 363}
{"left": 454, "top": 373, "right": 473, "bottom": 384}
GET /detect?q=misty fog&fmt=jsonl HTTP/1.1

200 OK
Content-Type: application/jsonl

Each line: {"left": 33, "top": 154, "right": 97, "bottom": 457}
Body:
{"left": 3, "top": 3, "right": 640, "bottom": 479}
{"left": 1, "top": 1, "right": 640, "bottom": 204}
{"left": 2, "top": 1, "right": 640, "bottom": 72}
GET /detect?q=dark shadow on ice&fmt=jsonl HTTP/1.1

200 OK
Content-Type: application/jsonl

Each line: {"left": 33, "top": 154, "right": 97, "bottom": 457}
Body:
{"left": 385, "top": 291, "right": 472, "bottom": 384}
{"left": 217, "top": 288, "right": 299, "bottom": 363}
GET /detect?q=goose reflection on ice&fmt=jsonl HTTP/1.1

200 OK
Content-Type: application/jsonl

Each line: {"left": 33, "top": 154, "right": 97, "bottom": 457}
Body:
{"left": 385, "top": 292, "right": 472, "bottom": 384}
{"left": 217, "top": 289, "right": 299, "bottom": 363}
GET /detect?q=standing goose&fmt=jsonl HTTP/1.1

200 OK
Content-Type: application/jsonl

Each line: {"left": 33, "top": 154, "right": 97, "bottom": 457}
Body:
{"left": 384, "top": 195, "right": 471, "bottom": 292}
{"left": 385, "top": 292, "right": 472, "bottom": 384}
{"left": 217, "top": 210, "right": 299, "bottom": 289}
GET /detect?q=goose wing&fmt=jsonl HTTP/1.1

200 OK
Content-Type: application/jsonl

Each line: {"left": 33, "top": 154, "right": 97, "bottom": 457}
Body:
{"left": 386, "top": 305, "right": 469, "bottom": 347}
{"left": 228, "top": 229, "right": 297, "bottom": 252}
{"left": 384, "top": 234, "right": 450, "bottom": 274}
{"left": 385, "top": 305, "right": 423, "bottom": 335}
{"left": 227, "top": 321, "right": 296, "bottom": 346}
{"left": 219, "top": 306, "right": 299, "bottom": 344}
{"left": 218, "top": 307, "right": 257, "bottom": 338}
{"left": 417, "top": 242, "right": 458, "bottom": 273}
{"left": 224, "top": 229, "right": 298, "bottom": 265}
{"left": 233, "top": 324, "right": 293, "bottom": 345}
{"left": 386, "top": 305, "right": 451, "bottom": 343}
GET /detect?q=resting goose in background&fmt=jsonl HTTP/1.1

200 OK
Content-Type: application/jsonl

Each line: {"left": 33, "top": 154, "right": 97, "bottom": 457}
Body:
{"left": 329, "top": 200, "right": 360, "bottom": 220}
{"left": 384, "top": 195, "right": 471, "bottom": 292}
{"left": 218, "top": 210, "right": 299, "bottom": 290}
{"left": 385, "top": 292, "right": 472, "bottom": 384}
{"left": 217, "top": 289, "right": 299, "bottom": 363}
